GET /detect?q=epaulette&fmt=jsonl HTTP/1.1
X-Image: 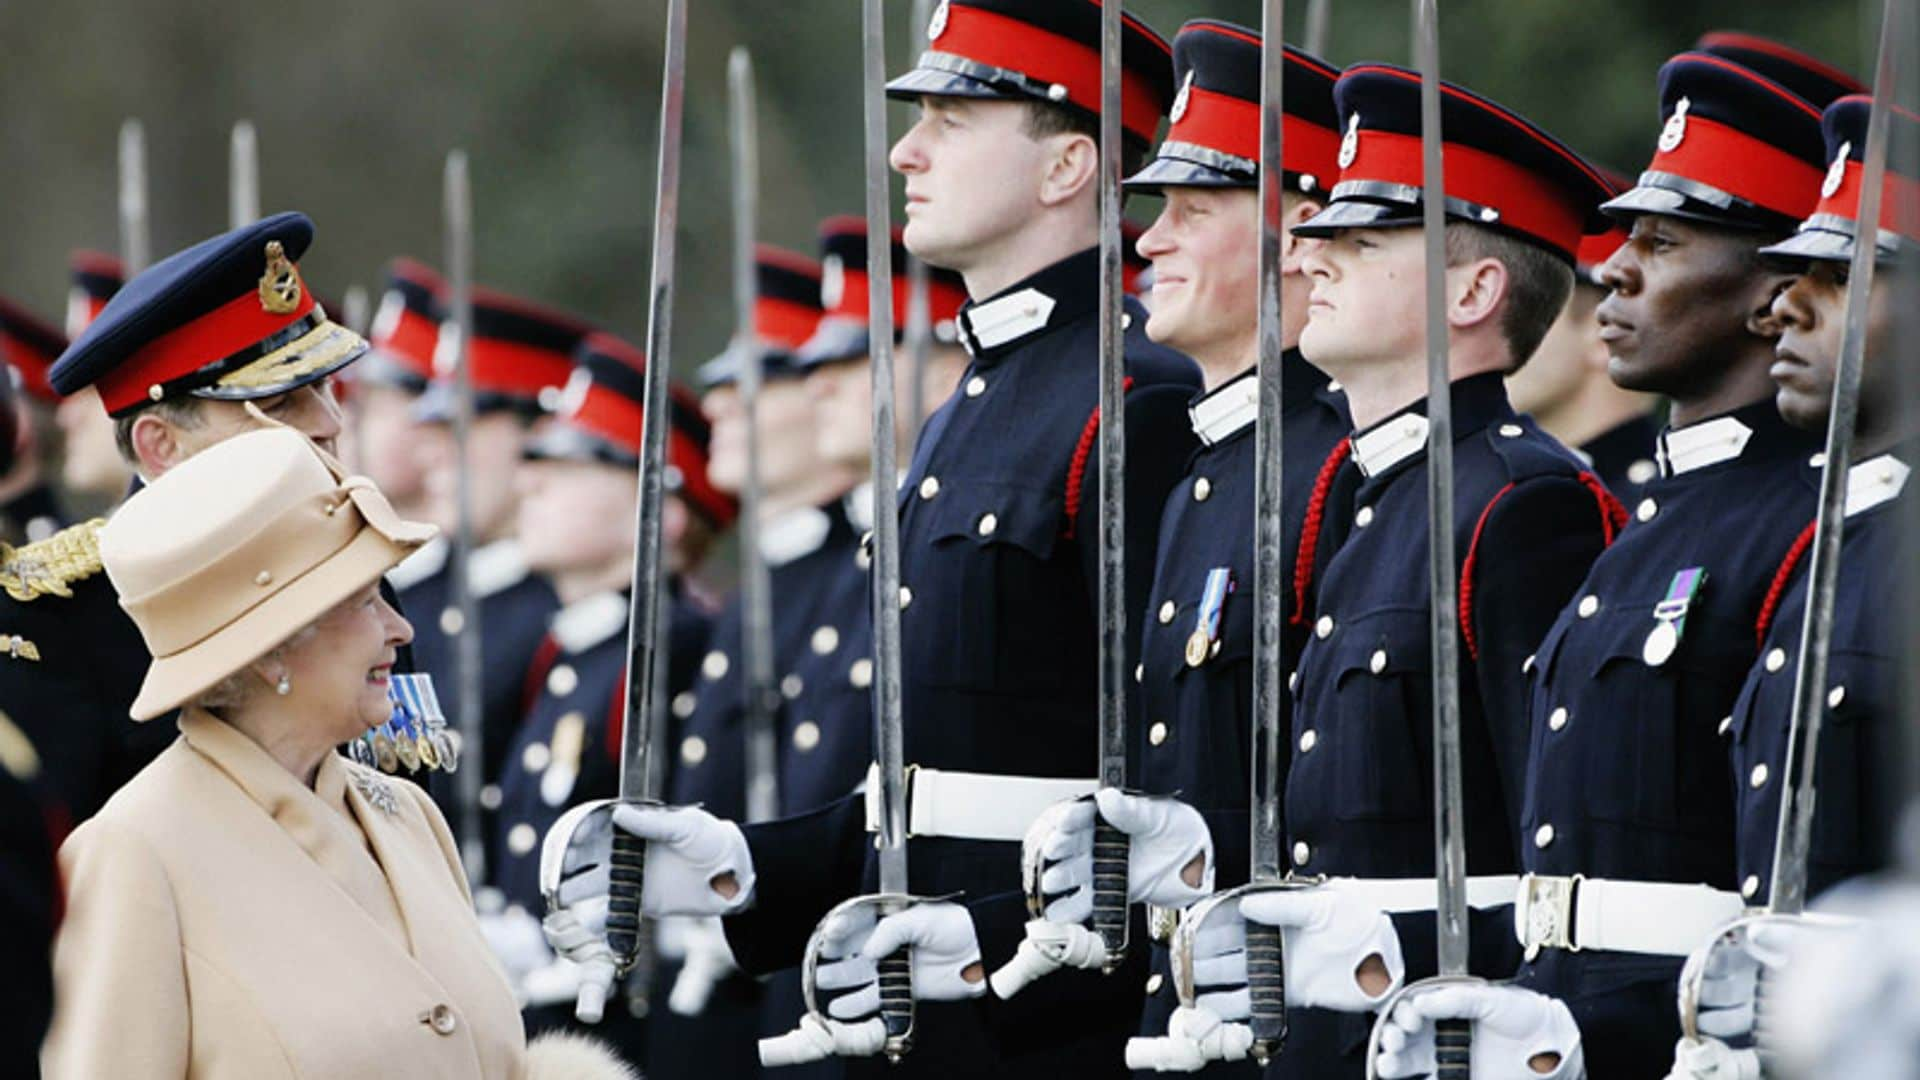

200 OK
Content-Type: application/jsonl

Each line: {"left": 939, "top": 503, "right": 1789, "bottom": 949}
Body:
{"left": 1483, "top": 417, "right": 1588, "bottom": 481}
{"left": 0, "top": 518, "right": 107, "bottom": 602}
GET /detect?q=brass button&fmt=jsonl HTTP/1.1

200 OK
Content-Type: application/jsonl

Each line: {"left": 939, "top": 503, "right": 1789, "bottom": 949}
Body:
{"left": 1326, "top": 380, "right": 1342, "bottom": 394}
{"left": 1354, "top": 506, "right": 1374, "bottom": 528}
{"left": 1534, "top": 824, "right": 1555, "bottom": 849}
{"left": 1148, "top": 722, "right": 1169, "bottom": 746}
{"left": 811, "top": 625, "right": 840, "bottom": 655}
{"left": 1636, "top": 498, "right": 1658, "bottom": 522}
{"left": 680, "top": 735, "right": 708, "bottom": 765}
{"left": 507, "top": 824, "right": 537, "bottom": 856}
{"left": 1145, "top": 973, "right": 1164, "bottom": 994}
{"left": 703, "top": 650, "right": 730, "bottom": 680}
{"left": 439, "top": 607, "right": 465, "bottom": 635}
{"left": 1158, "top": 601, "right": 1177, "bottom": 625}
{"left": 522, "top": 741, "right": 551, "bottom": 772}
{"left": 1765, "top": 648, "right": 1786, "bottom": 673}
{"left": 1498, "top": 423, "right": 1524, "bottom": 438}
{"left": 965, "top": 375, "right": 987, "bottom": 398}
{"left": 1369, "top": 649, "right": 1387, "bottom": 675}
{"left": 1718, "top": 715, "right": 1734, "bottom": 737}
{"left": 850, "top": 659, "right": 874, "bottom": 688}
{"left": 1288, "top": 670, "right": 1299, "bottom": 694}
{"left": 1193, "top": 477, "right": 1212, "bottom": 502}
{"left": 919, "top": 476, "right": 941, "bottom": 499}
{"left": 1315, "top": 615, "right": 1334, "bottom": 639}
{"left": 1828, "top": 685, "right": 1846, "bottom": 708}
{"left": 782, "top": 674, "right": 804, "bottom": 699}
{"left": 1627, "top": 460, "right": 1657, "bottom": 485}
{"left": 1741, "top": 875, "right": 1760, "bottom": 899}
{"left": 479, "top": 784, "right": 503, "bottom": 810}
{"left": 793, "top": 721, "right": 821, "bottom": 752}
{"left": 1292, "top": 841, "right": 1311, "bottom": 866}
{"left": 547, "top": 664, "right": 578, "bottom": 697}
{"left": 1548, "top": 707, "right": 1569, "bottom": 732}
{"left": 1750, "top": 764, "right": 1769, "bottom": 789}
{"left": 253, "top": 569, "right": 273, "bottom": 586}
{"left": 977, "top": 513, "right": 999, "bottom": 536}
{"left": 1522, "top": 653, "right": 1536, "bottom": 675}
{"left": 1134, "top": 663, "right": 1144, "bottom": 684}
{"left": 672, "top": 691, "right": 698, "bottom": 719}
{"left": 1298, "top": 730, "right": 1317, "bottom": 753}
{"left": 1577, "top": 595, "right": 1599, "bottom": 619}
{"left": 899, "top": 586, "right": 914, "bottom": 610}
{"left": 426, "top": 1004, "right": 458, "bottom": 1036}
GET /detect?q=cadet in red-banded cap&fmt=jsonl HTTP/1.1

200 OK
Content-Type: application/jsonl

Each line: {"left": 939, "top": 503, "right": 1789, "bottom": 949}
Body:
{"left": 0, "top": 294, "right": 73, "bottom": 542}
{"left": 345, "top": 259, "right": 445, "bottom": 527}
{"left": 1695, "top": 29, "right": 1867, "bottom": 110}
{"left": 1209, "top": 63, "right": 1626, "bottom": 1079}
{"left": 1507, "top": 165, "right": 1662, "bottom": 500}
{"left": 52, "top": 253, "right": 133, "bottom": 502}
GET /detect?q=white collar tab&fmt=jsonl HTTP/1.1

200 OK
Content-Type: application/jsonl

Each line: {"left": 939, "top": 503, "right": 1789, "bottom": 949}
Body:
{"left": 1658, "top": 415, "right": 1754, "bottom": 477}
{"left": 1352, "top": 412, "right": 1431, "bottom": 478}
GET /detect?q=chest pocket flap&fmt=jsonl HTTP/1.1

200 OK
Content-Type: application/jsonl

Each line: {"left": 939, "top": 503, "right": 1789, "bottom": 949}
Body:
{"left": 923, "top": 478, "right": 1062, "bottom": 560}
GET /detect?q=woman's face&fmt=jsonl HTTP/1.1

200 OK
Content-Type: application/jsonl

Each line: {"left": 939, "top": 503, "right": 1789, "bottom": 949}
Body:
{"left": 280, "top": 582, "right": 414, "bottom": 742}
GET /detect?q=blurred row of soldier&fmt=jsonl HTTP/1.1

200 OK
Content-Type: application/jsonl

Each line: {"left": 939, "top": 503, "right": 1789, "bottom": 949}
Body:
{"left": 5, "top": 0, "right": 1919, "bottom": 1077}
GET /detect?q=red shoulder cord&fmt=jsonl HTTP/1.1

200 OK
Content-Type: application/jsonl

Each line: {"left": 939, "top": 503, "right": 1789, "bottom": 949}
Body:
{"left": 1290, "top": 438, "right": 1355, "bottom": 626}
{"left": 1062, "top": 376, "right": 1136, "bottom": 540}
{"left": 520, "top": 634, "right": 563, "bottom": 719}
{"left": 1458, "top": 471, "right": 1627, "bottom": 662}
{"left": 1756, "top": 520, "right": 1818, "bottom": 650}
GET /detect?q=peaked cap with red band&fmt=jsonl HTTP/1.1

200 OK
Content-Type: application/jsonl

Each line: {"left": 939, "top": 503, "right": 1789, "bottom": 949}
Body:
{"left": 66, "top": 250, "right": 124, "bottom": 339}
{"left": 50, "top": 212, "right": 369, "bottom": 418}
{"left": 1696, "top": 31, "right": 1865, "bottom": 110}
{"left": 1761, "top": 95, "right": 1920, "bottom": 266}
{"left": 1602, "top": 53, "right": 1827, "bottom": 233}
{"left": 697, "top": 246, "right": 825, "bottom": 388}
{"left": 526, "top": 331, "right": 737, "bottom": 528}
{"left": 416, "top": 286, "right": 594, "bottom": 422}
{"left": 1124, "top": 19, "right": 1340, "bottom": 194}
{"left": 797, "top": 214, "right": 969, "bottom": 370}
{"left": 0, "top": 295, "right": 69, "bottom": 403}
{"left": 359, "top": 258, "right": 445, "bottom": 393}
{"left": 1292, "top": 64, "right": 1614, "bottom": 263}
{"left": 886, "top": 0, "right": 1175, "bottom": 147}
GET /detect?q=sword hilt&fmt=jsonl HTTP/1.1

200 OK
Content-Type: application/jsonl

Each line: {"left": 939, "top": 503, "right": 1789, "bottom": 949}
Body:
{"left": 877, "top": 946, "right": 914, "bottom": 1063}
{"left": 1090, "top": 816, "right": 1130, "bottom": 973}
{"left": 1434, "top": 1017, "right": 1471, "bottom": 1078}
{"left": 606, "top": 828, "right": 647, "bottom": 974}
{"left": 623, "top": 914, "right": 657, "bottom": 1018}
{"left": 1245, "top": 920, "right": 1287, "bottom": 1064}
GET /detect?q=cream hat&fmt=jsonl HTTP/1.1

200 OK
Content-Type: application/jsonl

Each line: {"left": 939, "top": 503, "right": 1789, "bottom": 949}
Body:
{"left": 100, "top": 428, "right": 436, "bottom": 720}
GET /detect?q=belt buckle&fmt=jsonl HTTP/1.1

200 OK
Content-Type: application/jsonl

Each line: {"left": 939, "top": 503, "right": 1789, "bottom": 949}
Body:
{"left": 1148, "top": 904, "right": 1179, "bottom": 945}
{"left": 1521, "top": 873, "right": 1581, "bottom": 962}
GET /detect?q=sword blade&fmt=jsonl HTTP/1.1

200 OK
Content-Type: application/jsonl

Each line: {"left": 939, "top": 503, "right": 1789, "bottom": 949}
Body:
{"left": 118, "top": 119, "right": 150, "bottom": 275}
{"left": 729, "top": 47, "right": 779, "bottom": 825}
{"left": 1304, "top": 0, "right": 1331, "bottom": 58}
{"left": 229, "top": 120, "right": 259, "bottom": 230}
{"left": 442, "top": 149, "right": 487, "bottom": 885}
{"left": 1768, "top": 0, "right": 1907, "bottom": 916}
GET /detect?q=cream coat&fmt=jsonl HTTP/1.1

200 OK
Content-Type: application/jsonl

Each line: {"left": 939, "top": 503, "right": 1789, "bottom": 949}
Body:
{"left": 43, "top": 709, "right": 531, "bottom": 1079}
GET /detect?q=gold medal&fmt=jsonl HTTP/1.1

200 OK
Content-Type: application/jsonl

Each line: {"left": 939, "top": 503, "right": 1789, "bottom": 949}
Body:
{"left": 371, "top": 731, "right": 398, "bottom": 773}
{"left": 1185, "top": 629, "right": 1210, "bottom": 667}
{"left": 1642, "top": 619, "right": 1680, "bottom": 667}
{"left": 416, "top": 732, "right": 440, "bottom": 770}
{"left": 394, "top": 731, "right": 420, "bottom": 772}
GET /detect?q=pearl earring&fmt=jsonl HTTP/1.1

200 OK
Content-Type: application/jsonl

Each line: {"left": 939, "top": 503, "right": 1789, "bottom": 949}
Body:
{"left": 276, "top": 675, "right": 292, "bottom": 696}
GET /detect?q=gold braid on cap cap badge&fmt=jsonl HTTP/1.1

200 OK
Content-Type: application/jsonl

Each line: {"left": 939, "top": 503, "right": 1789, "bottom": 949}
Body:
{"left": 0, "top": 519, "right": 107, "bottom": 602}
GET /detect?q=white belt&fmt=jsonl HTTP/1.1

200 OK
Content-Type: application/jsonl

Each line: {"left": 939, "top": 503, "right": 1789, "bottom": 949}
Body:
{"left": 862, "top": 764, "right": 1096, "bottom": 842}
{"left": 1324, "top": 875, "right": 1519, "bottom": 913}
{"left": 1514, "top": 874, "right": 1745, "bottom": 958}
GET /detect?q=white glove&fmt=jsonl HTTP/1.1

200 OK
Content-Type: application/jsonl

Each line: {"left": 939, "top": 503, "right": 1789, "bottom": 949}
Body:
{"left": 1665, "top": 1036, "right": 1759, "bottom": 1080}
{"left": 1374, "top": 983, "right": 1584, "bottom": 1080}
{"left": 759, "top": 1012, "right": 888, "bottom": 1067}
{"left": 542, "top": 907, "right": 617, "bottom": 1023}
{"left": 612, "top": 803, "right": 756, "bottom": 917}
{"left": 667, "top": 916, "right": 740, "bottom": 1017}
{"left": 1124, "top": 1005, "right": 1255, "bottom": 1072}
{"left": 1027, "top": 790, "right": 1214, "bottom": 923}
{"left": 987, "top": 919, "right": 1109, "bottom": 998}
{"left": 815, "top": 901, "right": 986, "bottom": 1020}
{"left": 1690, "top": 920, "right": 1802, "bottom": 1041}
{"left": 478, "top": 906, "right": 554, "bottom": 981}
{"left": 1240, "top": 886, "right": 1404, "bottom": 1012}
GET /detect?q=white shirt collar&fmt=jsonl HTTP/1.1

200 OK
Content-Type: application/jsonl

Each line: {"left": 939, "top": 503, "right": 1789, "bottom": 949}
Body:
{"left": 1189, "top": 371, "right": 1258, "bottom": 446}
{"left": 386, "top": 534, "right": 448, "bottom": 592}
{"left": 759, "top": 506, "right": 833, "bottom": 567}
{"left": 469, "top": 538, "right": 532, "bottom": 599}
{"left": 1657, "top": 415, "right": 1754, "bottom": 477}
{"left": 550, "top": 590, "right": 629, "bottom": 654}
{"left": 1352, "top": 412, "right": 1430, "bottom": 478}
{"left": 1844, "top": 453, "right": 1911, "bottom": 517}
{"left": 956, "top": 288, "right": 1058, "bottom": 355}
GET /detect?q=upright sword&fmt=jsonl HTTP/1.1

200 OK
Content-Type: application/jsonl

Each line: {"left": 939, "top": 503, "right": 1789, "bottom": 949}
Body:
{"left": 118, "top": 119, "right": 150, "bottom": 275}
{"left": 230, "top": 120, "right": 260, "bottom": 230}
{"left": 442, "top": 150, "right": 488, "bottom": 885}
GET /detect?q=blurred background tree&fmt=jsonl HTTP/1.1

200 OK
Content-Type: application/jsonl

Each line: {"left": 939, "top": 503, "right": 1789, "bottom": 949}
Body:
{"left": 0, "top": 0, "right": 1876, "bottom": 372}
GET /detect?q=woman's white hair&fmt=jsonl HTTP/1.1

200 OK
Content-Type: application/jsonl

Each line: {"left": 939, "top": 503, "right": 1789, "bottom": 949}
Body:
{"left": 194, "top": 621, "right": 323, "bottom": 713}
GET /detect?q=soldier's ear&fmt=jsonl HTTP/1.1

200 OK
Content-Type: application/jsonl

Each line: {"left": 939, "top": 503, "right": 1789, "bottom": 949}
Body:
{"left": 1037, "top": 132, "right": 1098, "bottom": 209}
{"left": 128, "top": 411, "right": 186, "bottom": 479}
{"left": 1281, "top": 196, "right": 1327, "bottom": 272}
{"left": 1746, "top": 272, "right": 1798, "bottom": 340}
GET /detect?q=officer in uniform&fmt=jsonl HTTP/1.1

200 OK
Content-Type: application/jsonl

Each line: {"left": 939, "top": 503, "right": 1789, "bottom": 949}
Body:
{"left": 0, "top": 294, "right": 74, "bottom": 541}
{"left": 399, "top": 286, "right": 579, "bottom": 852}
{"left": 51, "top": 252, "right": 134, "bottom": 510}
{"left": 1207, "top": 65, "right": 1622, "bottom": 1078}
{"left": 344, "top": 258, "right": 443, "bottom": 524}
{"left": 553, "top": 3, "right": 1202, "bottom": 1074}
{"left": 1013, "top": 21, "right": 1350, "bottom": 1069}
{"left": 1663, "top": 95, "right": 1920, "bottom": 1079}
{"left": 1507, "top": 208, "right": 1663, "bottom": 500}
{"left": 0, "top": 213, "right": 372, "bottom": 823}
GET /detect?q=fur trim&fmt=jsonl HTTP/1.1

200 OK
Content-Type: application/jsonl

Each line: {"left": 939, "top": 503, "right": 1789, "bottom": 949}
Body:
{"left": 525, "top": 1031, "right": 643, "bottom": 1080}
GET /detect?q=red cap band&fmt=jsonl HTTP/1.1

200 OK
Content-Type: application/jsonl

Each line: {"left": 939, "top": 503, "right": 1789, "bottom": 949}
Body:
{"left": 98, "top": 271, "right": 318, "bottom": 415}
{"left": 759, "top": 296, "right": 823, "bottom": 350}
{"left": 1343, "top": 128, "right": 1588, "bottom": 258}
{"left": 1817, "top": 157, "right": 1920, "bottom": 243}
{"left": 826, "top": 269, "right": 968, "bottom": 327}
{"left": 567, "top": 381, "right": 733, "bottom": 525}
{"left": 1648, "top": 113, "right": 1824, "bottom": 220}
{"left": 465, "top": 335, "right": 575, "bottom": 400}
{"left": 1167, "top": 84, "right": 1340, "bottom": 184}
{"left": 373, "top": 305, "right": 439, "bottom": 379}
{"left": 936, "top": 5, "right": 1164, "bottom": 143}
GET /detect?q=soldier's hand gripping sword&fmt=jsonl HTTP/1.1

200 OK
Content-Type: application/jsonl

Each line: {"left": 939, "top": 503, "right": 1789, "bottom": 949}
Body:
{"left": 443, "top": 150, "right": 489, "bottom": 888}
{"left": 1672, "top": 3, "right": 1908, "bottom": 1073}
{"left": 119, "top": 119, "right": 150, "bottom": 276}
{"left": 230, "top": 121, "right": 260, "bottom": 230}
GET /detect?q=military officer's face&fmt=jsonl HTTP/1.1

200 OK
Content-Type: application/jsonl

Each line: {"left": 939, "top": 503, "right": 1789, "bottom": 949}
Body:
{"left": 702, "top": 379, "right": 823, "bottom": 496}
{"left": 415, "top": 412, "right": 535, "bottom": 542}
{"left": 279, "top": 581, "right": 412, "bottom": 741}
{"left": 54, "top": 386, "right": 133, "bottom": 496}
{"left": 1770, "top": 259, "right": 1904, "bottom": 434}
{"left": 1136, "top": 187, "right": 1260, "bottom": 369}
{"left": 349, "top": 384, "right": 430, "bottom": 515}
{"left": 891, "top": 96, "right": 1070, "bottom": 277}
{"left": 1595, "top": 214, "right": 1794, "bottom": 396}
{"left": 516, "top": 458, "right": 636, "bottom": 580}
{"left": 1299, "top": 227, "right": 1428, "bottom": 377}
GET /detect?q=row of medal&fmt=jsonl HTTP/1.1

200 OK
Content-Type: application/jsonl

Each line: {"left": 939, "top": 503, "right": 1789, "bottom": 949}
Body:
{"left": 349, "top": 673, "right": 461, "bottom": 775}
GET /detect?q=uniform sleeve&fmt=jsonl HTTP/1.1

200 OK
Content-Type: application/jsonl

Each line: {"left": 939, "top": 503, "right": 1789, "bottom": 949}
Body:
{"left": 1073, "top": 383, "right": 1201, "bottom": 677}
{"left": 722, "top": 793, "right": 869, "bottom": 975}
{"left": 1465, "top": 476, "right": 1609, "bottom": 835}
{"left": 41, "top": 819, "right": 191, "bottom": 1080}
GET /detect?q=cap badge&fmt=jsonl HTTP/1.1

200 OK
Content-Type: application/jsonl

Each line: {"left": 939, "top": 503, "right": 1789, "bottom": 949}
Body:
{"left": 1338, "top": 114, "right": 1361, "bottom": 170}
{"left": 821, "top": 253, "right": 845, "bottom": 311}
{"left": 556, "top": 366, "right": 593, "bottom": 419}
{"left": 1170, "top": 72, "right": 1194, "bottom": 125}
{"left": 928, "top": 0, "right": 949, "bottom": 41}
{"left": 1823, "top": 142, "right": 1851, "bottom": 200}
{"left": 432, "top": 321, "right": 463, "bottom": 376}
{"left": 1658, "top": 97, "right": 1690, "bottom": 154}
{"left": 257, "top": 240, "right": 302, "bottom": 315}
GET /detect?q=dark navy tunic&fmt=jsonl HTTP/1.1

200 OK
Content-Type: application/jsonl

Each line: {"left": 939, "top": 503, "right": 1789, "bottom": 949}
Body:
{"left": 1276, "top": 374, "right": 1616, "bottom": 1077}
{"left": 1131, "top": 354, "right": 1349, "bottom": 1065}
{"left": 1579, "top": 412, "right": 1662, "bottom": 501}
{"left": 1730, "top": 449, "right": 1908, "bottom": 906}
{"left": 1514, "top": 402, "right": 1819, "bottom": 1078}
{"left": 725, "top": 248, "right": 1203, "bottom": 1078}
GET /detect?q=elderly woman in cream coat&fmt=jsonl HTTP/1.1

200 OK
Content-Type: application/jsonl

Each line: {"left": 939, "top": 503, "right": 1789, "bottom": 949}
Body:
{"left": 41, "top": 428, "right": 630, "bottom": 1080}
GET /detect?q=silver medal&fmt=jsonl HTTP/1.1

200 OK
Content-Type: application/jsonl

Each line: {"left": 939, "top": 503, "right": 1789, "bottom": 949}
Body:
{"left": 1642, "top": 619, "right": 1680, "bottom": 667}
